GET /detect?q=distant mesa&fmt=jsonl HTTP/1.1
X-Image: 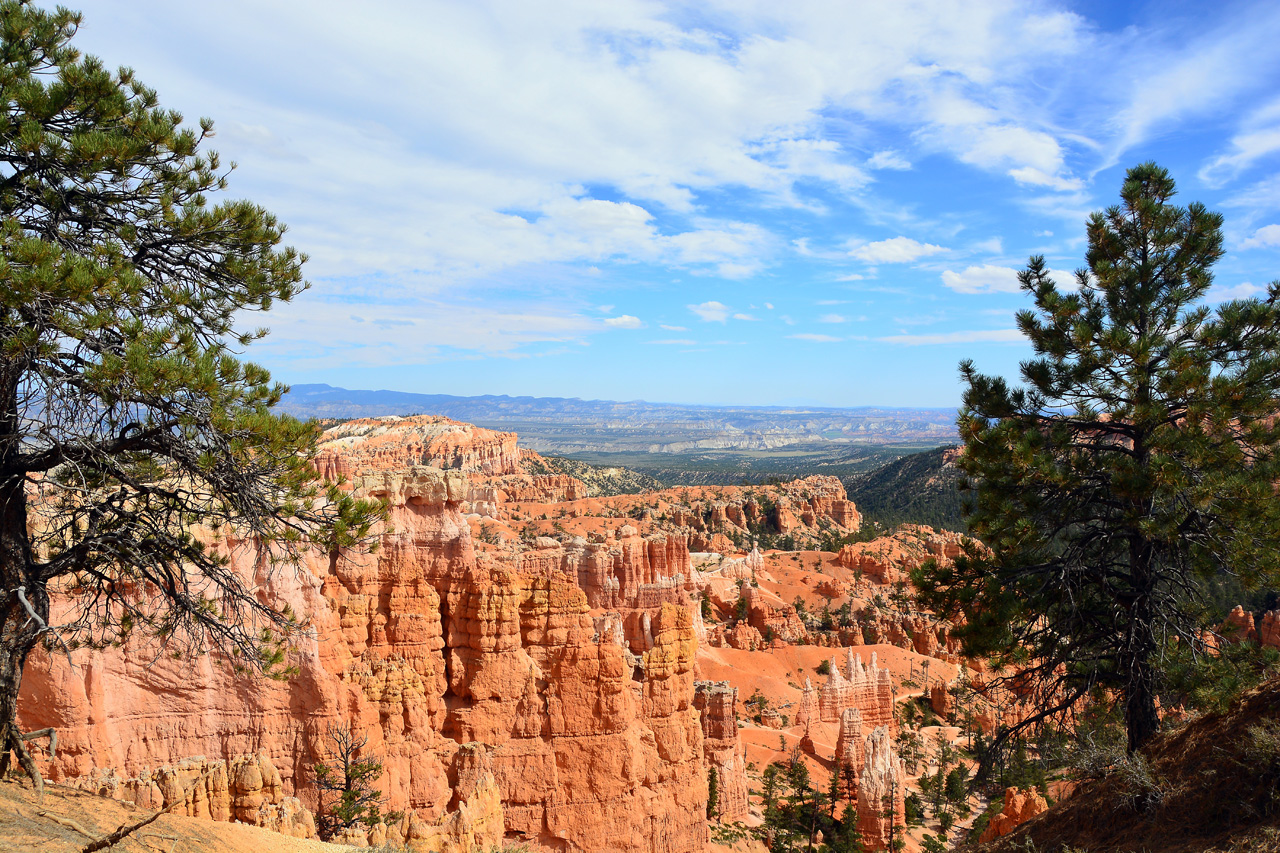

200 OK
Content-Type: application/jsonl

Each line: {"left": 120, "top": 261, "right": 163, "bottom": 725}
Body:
{"left": 280, "top": 383, "right": 959, "bottom": 455}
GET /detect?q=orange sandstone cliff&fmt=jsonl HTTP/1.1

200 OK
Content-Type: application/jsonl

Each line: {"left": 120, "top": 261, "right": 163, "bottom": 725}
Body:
{"left": 19, "top": 417, "right": 710, "bottom": 853}
{"left": 16, "top": 415, "right": 969, "bottom": 853}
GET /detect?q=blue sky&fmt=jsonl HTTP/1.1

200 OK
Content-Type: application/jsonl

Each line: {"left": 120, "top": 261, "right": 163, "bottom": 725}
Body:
{"left": 70, "top": 0, "right": 1280, "bottom": 407}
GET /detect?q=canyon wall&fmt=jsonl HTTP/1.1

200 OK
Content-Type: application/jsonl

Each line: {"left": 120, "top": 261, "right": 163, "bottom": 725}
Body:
{"left": 18, "top": 418, "right": 710, "bottom": 853}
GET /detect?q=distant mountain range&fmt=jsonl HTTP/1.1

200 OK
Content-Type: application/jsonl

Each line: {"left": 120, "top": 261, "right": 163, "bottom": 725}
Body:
{"left": 278, "top": 384, "right": 959, "bottom": 454}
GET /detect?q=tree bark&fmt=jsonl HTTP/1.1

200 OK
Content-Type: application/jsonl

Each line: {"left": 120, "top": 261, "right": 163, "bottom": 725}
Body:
{"left": 1, "top": 368, "right": 46, "bottom": 793}
{"left": 1123, "top": 565, "right": 1161, "bottom": 754}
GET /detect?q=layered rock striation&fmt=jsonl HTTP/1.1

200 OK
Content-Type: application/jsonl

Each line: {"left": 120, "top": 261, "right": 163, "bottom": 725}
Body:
{"left": 18, "top": 419, "right": 710, "bottom": 853}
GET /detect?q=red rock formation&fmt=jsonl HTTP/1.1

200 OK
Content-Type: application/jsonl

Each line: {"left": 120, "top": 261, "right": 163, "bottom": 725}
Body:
{"left": 857, "top": 725, "right": 905, "bottom": 852}
{"left": 315, "top": 415, "right": 524, "bottom": 480}
{"left": 837, "top": 525, "right": 971, "bottom": 585}
{"left": 834, "top": 707, "right": 865, "bottom": 797}
{"left": 794, "top": 678, "right": 818, "bottom": 731}
{"left": 1223, "top": 605, "right": 1258, "bottom": 643}
{"left": 70, "top": 753, "right": 317, "bottom": 839}
{"left": 18, "top": 424, "right": 708, "bottom": 853}
{"left": 695, "top": 681, "right": 749, "bottom": 821}
{"left": 744, "top": 585, "right": 806, "bottom": 643}
{"left": 724, "top": 621, "right": 764, "bottom": 651}
{"left": 930, "top": 684, "right": 953, "bottom": 718}
{"left": 1261, "top": 610, "right": 1280, "bottom": 649}
{"left": 817, "top": 649, "right": 895, "bottom": 733}
{"left": 979, "top": 786, "right": 1049, "bottom": 842}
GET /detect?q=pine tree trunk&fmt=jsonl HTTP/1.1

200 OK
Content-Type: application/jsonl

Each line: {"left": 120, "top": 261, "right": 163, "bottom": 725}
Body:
{"left": 1123, "top": 542, "right": 1161, "bottom": 754}
{"left": 1124, "top": 632, "right": 1160, "bottom": 754}
{"left": 1, "top": 366, "right": 45, "bottom": 780}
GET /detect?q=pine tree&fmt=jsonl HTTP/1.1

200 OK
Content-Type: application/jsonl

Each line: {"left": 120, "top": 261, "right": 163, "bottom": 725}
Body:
{"left": 915, "top": 162, "right": 1280, "bottom": 753}
{"left": 313, "top": 725, "right": 397, "bottom": 841}
{"left": 0, "top": 0, "right": 383, "bottom": 789}
{"left": 707, "top": 765, "right": 719, "bottom": 820}
{"left": 829, "top": 801, "right": 864, "bottom": 853}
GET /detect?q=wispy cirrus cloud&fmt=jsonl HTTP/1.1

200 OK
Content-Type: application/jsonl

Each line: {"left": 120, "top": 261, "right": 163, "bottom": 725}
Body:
{"left": 788, "top": 333, "right": 843, "bottom": 342}
{"left": 879, "top": 329, "right": 1025, "bottom": 345}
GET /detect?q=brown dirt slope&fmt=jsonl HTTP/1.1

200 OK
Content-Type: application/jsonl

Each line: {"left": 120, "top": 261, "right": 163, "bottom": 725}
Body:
{"left": 0, "top": 778, "right": 343, "bottom": 853}
{"left": 980, "top": 677, "right": 1280, "bottom": 853}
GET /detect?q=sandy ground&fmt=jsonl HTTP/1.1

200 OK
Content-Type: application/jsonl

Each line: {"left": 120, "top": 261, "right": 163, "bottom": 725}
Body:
{"left": 0, "top": 778, "right": 350, "bottom": 853}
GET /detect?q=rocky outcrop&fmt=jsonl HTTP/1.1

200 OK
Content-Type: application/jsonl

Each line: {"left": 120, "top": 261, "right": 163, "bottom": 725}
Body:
{"left": 315, "top": 415, "right": 524, "bottom": 480}
{"left": 1220, "top": 605, "right": 1280, "bottom": 651}
{"left": 695, "top": 681, "right": 749, "bottom": 821}
{"left": 70, "top": 753, "right": 316, "bottom": 839}
{"left": 19, "top": 420, "right": 708, "bottom": 853}
{"left": 745, "top": 585, "right": 806, "bottom": 643}
{"left": 930, "top": 684, "right": 953, "bottom": 718}
{"left": 1223, "top": 605, "right": 1258, "bottom": 643}
{"left": 724, "top": 621, "right": 764, "bottom": 651}
{"left": 837, "top": 525, "right": 970, "bottom": 585}
{"left": 979, "top": 786, "right": 1048, "bottom": 843}
{"left": 636, "top": 477, "right": 860, "bottom": 551}
{"left": 1261, "top": 610, "right": 1280, "bottom": 649}
{"left": 856, "top": 726, "right": 905, "bottom": 852}
{"left": 818, "top": 649, "right": 895, "bottom": 733}
{"left": 794, "top": 678, "right": 818, "bottom": 731}
{"left": 834, "top": 707, "right": 865, "bottom": 797}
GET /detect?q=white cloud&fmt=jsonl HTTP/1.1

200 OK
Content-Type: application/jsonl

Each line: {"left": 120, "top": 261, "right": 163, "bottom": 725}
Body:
{"left": 867, "top": 150, "right": 911, "bottom": 170}
{"left": 764, "top": 302, "right": 775, "bottom": 310}
{"left": 257, "top": 296, "right": 601, "bottom": 370}
{"left": 67, "top": 0, "right": 1280, "bottom": 378}
{"left": 974, "top": 237, "right": 1003, "bottom": 254}
{"left": 942, "top": 264, "right": 1077, "bottom": 294}
{"left": 878, "top": 329, "right": 1025, "bottom": 345}
{"left": 689, "top": 301, "right": 731, "bottom": 323}
{"left": 1109, "top": 12, "right": 1280, "bottom": 169}
{"left": 1201, "top": 127, "right": 1280, "bottom": 187}
{"left": 836, "top": 273, "right": 867, "bottom": 281}
{"left": 941, "top": 264, "right": 1021, "bottom": 294}
{"left": 1208, "top": 281, "right": 1265, "bottom": 302}
{"left": 733, "top": 313, "right": 759, "bottom": 321}
{"left": 818, "top": 314, "right": 846, "bottom": 323}
{"left": 1008, "top": 166, "right": 1084, "bottom": 192}
{"left": 849, "top": 237, "right": 946, "bottom": 264}
{"left": 788, "top": 333, "right": 843, "bottom": 342}
{"left": 1223, "top": 173, "right": 1280, "bottom": 214}
{"left": 647, "top": 338, "right": 697, "bottom": 346}
{"left": 659, "top": 324, "right": 688, "bottom": 331}
{"left": 1241, "top": 225, "right": 1280, "bottom": 250}
{"left": 603, "top": 315, "right": 643, "bottom": 328}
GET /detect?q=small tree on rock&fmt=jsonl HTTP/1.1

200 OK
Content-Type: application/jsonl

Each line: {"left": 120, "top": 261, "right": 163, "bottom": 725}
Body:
{"left": 313, "top": 724, "right": 395, "bottom": 841}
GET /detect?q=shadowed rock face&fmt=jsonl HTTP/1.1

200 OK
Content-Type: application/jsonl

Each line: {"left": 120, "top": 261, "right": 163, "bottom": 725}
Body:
{"left": 18, "top": 418, "right": 710, "bottom": 853}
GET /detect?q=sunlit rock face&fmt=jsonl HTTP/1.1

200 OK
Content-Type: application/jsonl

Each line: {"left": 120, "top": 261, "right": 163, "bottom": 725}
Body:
{"left": 19, "top": 417, "right": 709, "bottom": 853}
